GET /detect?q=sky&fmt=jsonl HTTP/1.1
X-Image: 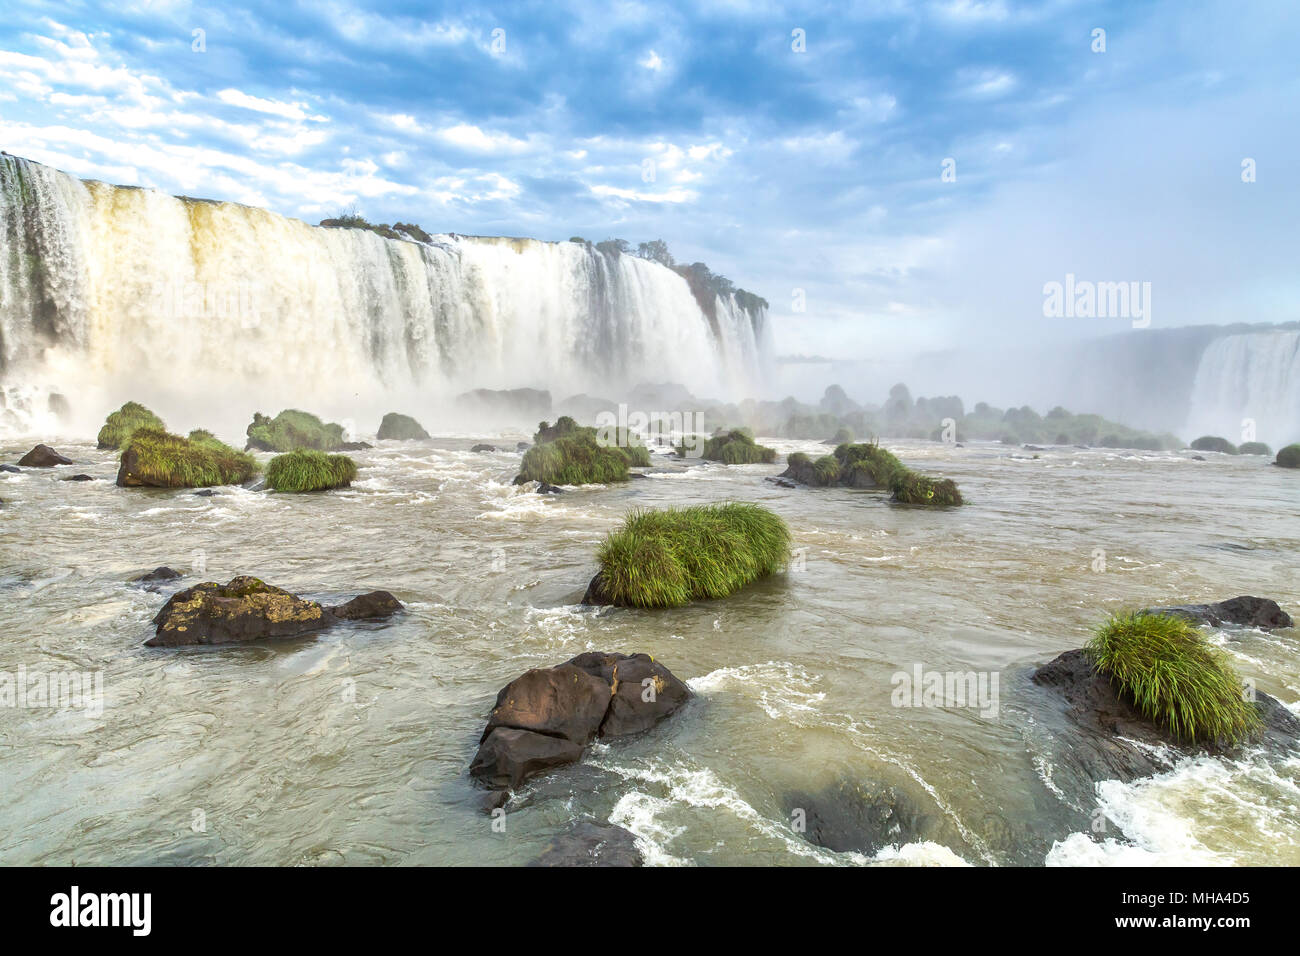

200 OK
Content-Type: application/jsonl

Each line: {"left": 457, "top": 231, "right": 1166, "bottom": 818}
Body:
{"left": 1, "top": 0, "right": 1297, "bottom": 366}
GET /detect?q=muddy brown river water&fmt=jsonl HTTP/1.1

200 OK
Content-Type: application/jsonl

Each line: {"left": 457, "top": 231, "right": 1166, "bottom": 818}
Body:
{"left": 1, "top": 436, "right": 1296, "bottom": 865}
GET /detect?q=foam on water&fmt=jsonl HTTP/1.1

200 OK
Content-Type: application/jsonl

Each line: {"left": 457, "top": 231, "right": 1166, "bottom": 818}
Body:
{"left": 1047, "top": 752, "right": 1300, "bottom": 866}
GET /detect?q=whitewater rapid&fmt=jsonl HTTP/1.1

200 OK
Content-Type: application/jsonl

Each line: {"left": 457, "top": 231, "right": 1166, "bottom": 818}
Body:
{"left": 0, "top": 153, "right": 770, "bottom": 437}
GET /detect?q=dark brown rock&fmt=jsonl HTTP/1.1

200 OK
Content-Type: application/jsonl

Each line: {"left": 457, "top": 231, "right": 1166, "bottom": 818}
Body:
{"left": 327, "top": 590, "right": 403, "bottom": 620}
{"left": 580, "top": 571, "right": 613, "bottom": 606}
{"left": 481, "top": 664, "right": 611, "bottom": 745}
{"left": 1145, "top": 596, "right": 1293, "bottom": 630}
{"left": 469, "top": 652, "right": 692, "bottom": 791}
{"left": 471, "top": 443, "right": 497, "bottom": 453}
{"left": 566, "top": 651, "right": 691, "bottom": 737}
{"left": 470, "top": 728, "right": 585, "bottom": 790}
{"left": 17, "top": 444, "right": 72, "bottom": 467}
{"left": 134, "top": 566, "right": 182, "bottom": 584}
{"left": 529, "top": 822, "right": 643, "bottom": 867}
{"left": 146, "top": 576, "right": 333, "bottom": 647}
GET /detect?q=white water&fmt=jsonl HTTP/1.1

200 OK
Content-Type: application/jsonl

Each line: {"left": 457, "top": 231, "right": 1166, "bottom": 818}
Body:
{"left": 0, "top": 154, "right": 770, "bottom": 438}
{"left": 1185, "top": 330, "right": 1300, "bottom": 447}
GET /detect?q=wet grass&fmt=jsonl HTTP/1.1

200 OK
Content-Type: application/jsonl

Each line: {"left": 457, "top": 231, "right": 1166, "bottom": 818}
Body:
{"left": 97, "top": 401, "right": 165, "bottom": 449}
{"left": 596, "top": 502, "right": 791, "bottom": 608}
{"left": 265, "top": 449, "right": 358, "bottom": 492}
{"left": 1086, "top": 612, "right": 1261, "bottom": 745}
{"left": 246, "top": 409, "right": 346, "bottom": 451}
{"left": 1277, "top": 444, "right": 1300, "bottom": 468}
{"left": 696, "top": 429, "right": 777, "bottom": 464}
{"left": 515, "top": 432, "right": 630, "bottom": 485}
{"left": 117, "top": 428, "right": 258, "bottom": 488}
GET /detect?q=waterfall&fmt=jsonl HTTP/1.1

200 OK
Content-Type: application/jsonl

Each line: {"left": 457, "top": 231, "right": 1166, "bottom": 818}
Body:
{"left": 0, "top": 153, "right": 770, "bottom": 437}
{"left": 1185, "top": 330, "right": 1300, "bottom": 446}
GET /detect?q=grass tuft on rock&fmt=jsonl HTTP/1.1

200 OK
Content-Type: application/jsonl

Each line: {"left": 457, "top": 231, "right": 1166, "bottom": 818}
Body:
{"left": 516, "top": 433, "right": 630, "bottom": 485}
{"left": 514, "top": 417, "right": 650, "bottom": 485}
{"left": 265, "top": 449, "right": 358, "bottom": 492}
{"left": 117, "top": 428, "right": 258, "bottom": 488}
{"left": 1237, "top": 441, "right": 1271, "bottom": 456}
{"left": 1085, "top": 612, "right": 1261, "bottom": 745}
{"left": 889, "top": 470, "right": 964, "bottom": 506}
{"left": 695, "top": 429, "right": 777, "bottom": 464}
{"left": 97, "top": 401, "right": 165, "bottom": 449}
{"left": 782, "top": 440, "right": 963, "bottom": 505}
{"left": 1276, "top": 444, "right": 1300, "bottom": 469}
{"left": 596, "top": 502, "right": 791, "bottom": 607}
{"left": 246, "top": 409, "right": 347, "bottom": 451}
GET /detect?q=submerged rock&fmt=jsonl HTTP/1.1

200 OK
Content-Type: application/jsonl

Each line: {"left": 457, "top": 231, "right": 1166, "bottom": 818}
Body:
{"left": 194, "top": 489, "right": 219, "bottom": 497}
{"left": 783, "top": 777, "right": 939, "bottom": 856}
{"left": 18, "top": 444, "right": 72, "bottom": 467}
{"left": 471, "top": 443, "right": 497, "bottom": 453}
{"left": 529, "top": 822, "right": 643, "bottom": 867}
{"left": 1031, "top": 648, "right": 1299, "bottom": 787}
{"left": 0, "top": 464, "right": 19, "bottom": 473}
{"left": 134, "top": 566, "right": 183, "bottom": 584}
{"left": 60, "top": 474, "right": 95, "bottom": 482}
{"left": 1144, "top": 595, "right": 1293, "bottom": 630}
{"left": 337, "top": 441, "right": 372, "bottom": 451}
{"left": 470, "top": 652, "right": 690, "bottom": 791}
{"left": 327, "top": 590, "right": 404, "bottom": 620}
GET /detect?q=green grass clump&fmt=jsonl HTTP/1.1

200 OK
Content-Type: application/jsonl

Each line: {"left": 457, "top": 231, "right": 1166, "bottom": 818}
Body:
{"left": 515, "top": 433, "right": 630, "bottom": 485}
{"left": 889, "top": 471, "right": 964, "bottom": 506}
{"left": 1237, "top": 441, "right": 1271, "bottom": 456}
{"left": 1276, "top": 444, "right": 1300, "bottom": 468}
{"left": 697, "top": 429, "right": 777, "bottom": 464}
{"left": 246, "top": 409, "right": 346, "bottom": 451}
{"left": 834, "top": 441, "right": 905, "bottom": 486}
{"left": 265, "top": 449, "right": 358, "bottom": 492}
{"left": 376, "top": 412, "right": 430, "bottom": 440}
{"left": 117, "top": 428, "right": 258, "bottom": 488}
{"left": 97, "top": 401, "right": 165, "bottom": 449}
{"left": 517, "top": 417, "right": 649, "bottom": 484}
{"left": 811, "top": 455, "right": 841, "bottom": 485}
{"left": 596, "top": 503, "right": 791, "bottom": 607}
{"left": 1085, "top": 612, "right": 1261, "bottom": 745}
{"left": 1190, "top": 435, "right": 1239, "bottom": 455}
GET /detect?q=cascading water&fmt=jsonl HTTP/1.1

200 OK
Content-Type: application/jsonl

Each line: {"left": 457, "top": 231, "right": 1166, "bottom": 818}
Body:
{"left": 1185, "top": 330, "right": 1300, "bottom": 447}
{"left": 0, "top": 153, "right": 770, "bottom": 437}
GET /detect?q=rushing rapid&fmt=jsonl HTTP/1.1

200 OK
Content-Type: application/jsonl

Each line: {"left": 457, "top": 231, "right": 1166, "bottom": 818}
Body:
{"left": 0, "top": 154, "right": 769, "bottom": 438}
{"left": 1, "top": 435, "right": 1296, "bottom": 865}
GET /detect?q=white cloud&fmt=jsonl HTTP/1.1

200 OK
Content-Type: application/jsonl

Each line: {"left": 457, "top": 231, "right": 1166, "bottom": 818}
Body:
{"left": 436, "top": 123, "right": 529, "bottom": 154}
{"left": 216, "top": 88, "right": 326, "bottom": 122}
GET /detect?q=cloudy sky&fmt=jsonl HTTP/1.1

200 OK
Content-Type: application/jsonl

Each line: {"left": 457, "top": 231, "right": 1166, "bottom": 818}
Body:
{"left": 1, "top": 0, "right": 1296, "bottom": 363}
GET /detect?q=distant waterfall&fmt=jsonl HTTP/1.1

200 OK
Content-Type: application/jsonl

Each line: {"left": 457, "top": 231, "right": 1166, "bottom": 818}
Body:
{"left": 1185, "top": 331, "right": 1300, "bottom": 446}
{"left": 0, "top": 153, "right": 769, "bottom": 436}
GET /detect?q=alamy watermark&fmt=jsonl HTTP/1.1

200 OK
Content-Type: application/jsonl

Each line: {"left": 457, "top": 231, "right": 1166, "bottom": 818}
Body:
{"left": 595, "top": 403, "right": 707, "bottom": 458}
{"left": 1043, "top": 273, "right": 1151, "bottom": 328}
{"left": 891, "top": 664, "right": 999, "bottom": 718}
{"left": 1, "top": 666, "right": 104, "bottom": 716}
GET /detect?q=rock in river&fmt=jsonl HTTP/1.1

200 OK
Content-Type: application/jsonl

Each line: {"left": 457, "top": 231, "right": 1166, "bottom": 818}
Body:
{"left": 470, "top": 652, "right": 690, "bottom": 791}
{"left": 17, "top": 444, "right": 72, "bottom": 467}
{"left": 1144, "top": 595, "right": 1293, "bottom": 630}
{"left": 146, "top": 576, "right": 403, "bottom": 647}
{"left": 529, "top": 822, "right": 643, "bottom": 867}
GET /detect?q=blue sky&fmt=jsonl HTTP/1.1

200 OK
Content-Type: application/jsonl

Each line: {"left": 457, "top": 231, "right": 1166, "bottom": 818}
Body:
{"left": 1, "top": 0, "right": 1297, "bottom": 362}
